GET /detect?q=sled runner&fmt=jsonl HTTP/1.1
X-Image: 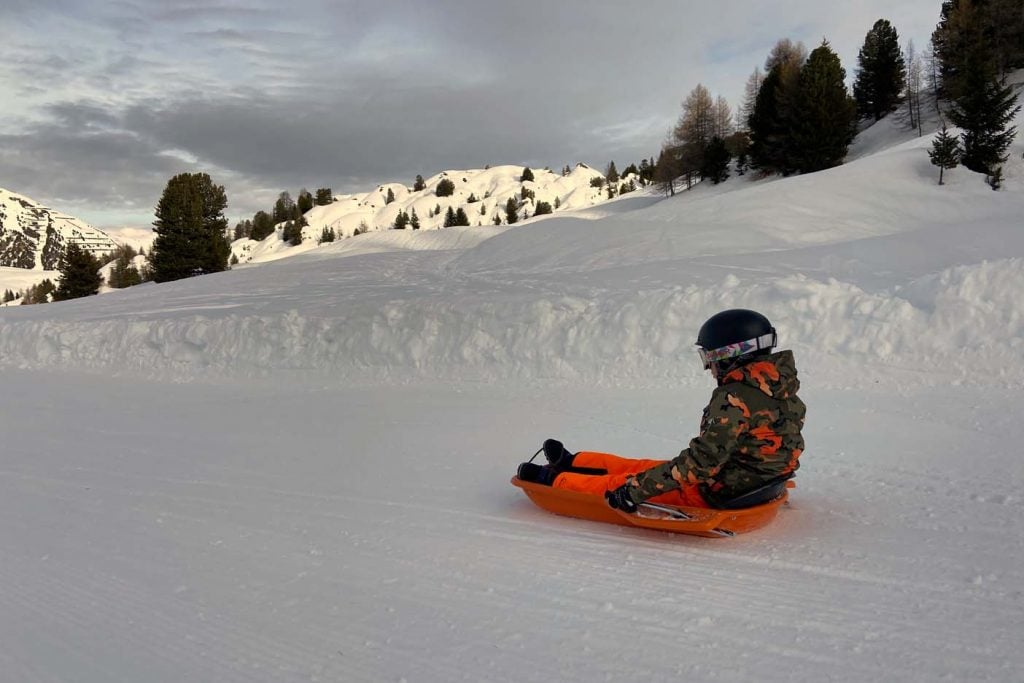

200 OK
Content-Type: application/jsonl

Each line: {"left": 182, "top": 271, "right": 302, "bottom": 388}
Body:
{"left": 511, "top": 476, "right": 793, "bottom": 538}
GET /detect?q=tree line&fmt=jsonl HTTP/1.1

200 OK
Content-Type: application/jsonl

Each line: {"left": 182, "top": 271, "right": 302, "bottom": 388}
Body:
{"left": 650, "top": 2, "right": 1020, "bottom": 193}
{"left": 232, "top": 187, "right": 333, "bottom": 247}
{"left": 9, "top": 242, "right": 150, "bottom": 305}
{"left": 928, "top": 0, "right": 1021, "bottom": 188}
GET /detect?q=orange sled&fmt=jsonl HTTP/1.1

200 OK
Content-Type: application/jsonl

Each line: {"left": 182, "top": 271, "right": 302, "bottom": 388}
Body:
{"left": 511, "top": 477, "right": 793, "bottom": 538}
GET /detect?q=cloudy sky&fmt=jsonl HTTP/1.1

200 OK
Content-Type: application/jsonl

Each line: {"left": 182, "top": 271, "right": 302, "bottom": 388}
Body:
{"left": 1, "top": 0, "right": 942, "bottom": 230}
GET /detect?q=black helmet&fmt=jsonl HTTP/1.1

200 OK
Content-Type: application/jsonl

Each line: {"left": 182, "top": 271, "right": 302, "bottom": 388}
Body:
{"left": 696, "top": 309, "right": 776, "bottom": 370}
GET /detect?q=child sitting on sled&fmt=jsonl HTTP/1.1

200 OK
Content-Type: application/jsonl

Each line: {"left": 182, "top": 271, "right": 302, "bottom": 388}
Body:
{"left": 517, "top": 309, "right": 806, "bottom": 511}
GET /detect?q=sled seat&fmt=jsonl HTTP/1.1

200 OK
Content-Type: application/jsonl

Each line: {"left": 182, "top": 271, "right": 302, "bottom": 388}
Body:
{"left": 703, "top": 475, "right": 794, "bottom": 509}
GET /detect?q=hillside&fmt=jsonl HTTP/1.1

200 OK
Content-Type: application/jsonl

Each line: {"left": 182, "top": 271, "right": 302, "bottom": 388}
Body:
{"left": 0, "top": 187, "right": 117, "bottom": 270}
{"left": 231, "top": 163, "right": 636, "bottom": 264}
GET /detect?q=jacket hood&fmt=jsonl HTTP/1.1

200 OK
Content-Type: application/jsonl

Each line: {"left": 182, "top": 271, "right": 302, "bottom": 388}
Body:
{"left": 720, "top": 350, "right": 800, "bottom": 399}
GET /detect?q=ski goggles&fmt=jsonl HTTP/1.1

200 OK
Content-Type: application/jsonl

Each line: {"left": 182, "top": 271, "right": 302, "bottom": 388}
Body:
{"left": 697, "top": 331, "right": 776, "bottom": 370}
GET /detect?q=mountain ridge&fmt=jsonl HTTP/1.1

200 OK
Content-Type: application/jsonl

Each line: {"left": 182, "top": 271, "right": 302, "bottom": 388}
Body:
{"left": 0, "top": 187, "right": 117, "bottom": 270}
{"left": 231, "top": 163, "right": 643, "bottom": 264}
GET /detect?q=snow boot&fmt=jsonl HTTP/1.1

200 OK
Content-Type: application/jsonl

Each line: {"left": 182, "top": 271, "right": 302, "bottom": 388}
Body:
{"left": 543, "top": 438, "right": 575, "bottom": 470}
{"left": 517, "top": 462, "right": 559, "bottom": 486}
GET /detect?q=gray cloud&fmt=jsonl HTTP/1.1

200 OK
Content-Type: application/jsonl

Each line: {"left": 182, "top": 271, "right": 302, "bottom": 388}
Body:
{"left": 0, "top": 0, "right": 943, "bottom": 228}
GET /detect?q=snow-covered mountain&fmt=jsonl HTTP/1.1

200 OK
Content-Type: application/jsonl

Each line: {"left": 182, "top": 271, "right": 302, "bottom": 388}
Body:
{"left": 232, "top": 163, "right": 633, "bottom": 264}
{"left": 0, "top": 187, "right": 117, "bottom": 270}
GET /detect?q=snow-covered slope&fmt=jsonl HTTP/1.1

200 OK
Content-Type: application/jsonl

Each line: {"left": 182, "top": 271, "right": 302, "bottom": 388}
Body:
{"left": 2, "top": 122, "right": 1021, "bottom": 387}
{"left": 0, "top": 187, "right": 117, "bottom": 270}
{"left": 1, "top": 114, "right": 1023, "bottom": 682}
{"left": 230, "top": 163, "right": 637, "bottom": 265}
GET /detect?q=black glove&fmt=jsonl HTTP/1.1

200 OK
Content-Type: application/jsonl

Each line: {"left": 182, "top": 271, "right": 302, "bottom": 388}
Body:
{"left": 605, "top": 484, "right": 639, "bottom": 513}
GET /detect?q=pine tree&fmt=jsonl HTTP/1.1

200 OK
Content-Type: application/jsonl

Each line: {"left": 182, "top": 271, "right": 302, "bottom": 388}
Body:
{"left": 853, "top": 19, "right": 907, "bottom": 120}
{"left": 605, "top": 161, "right": 619, "bottom": 184}
{"left": 521, "top": 167, "right": 535, "bottom": 182}
{"left": 747, "top": 67, "right": 785, "bottom": 172}
{"left": 748, "top": 42, "right": 805, "bottom": 175}
{"left": 315, "top": 188, "right": 333, "bottom": 205}
{"left": 934, "top": 0, "right": 1024, "bottom": 100}
{"left": 505, "top": 197, "right": 519, "bottom": 224}
{"left": 385, "top": 188, "right": 396, "bottom": 204}
{"left": 987, "top": 0, "right": 1024, "bottom": 74}
{"left": 410, "top": 208, "right": 420, "bottom": 230}
{"left": 282, "top": 221, "right": 294, "bottom": 244}
{"left": 319, "top": 226, "right": 336, "bottom": 243}
{"left": 534, "top": 200, "right": 553, "bottom": 216}
{"left": 653, "top": 147, "right": 679, "bottom": 196}
{"left": 272, "top": 191, "right": 294, "bottom": 225}
{"left": 294, "top": 214, "right": 307, "bottom": 245}
{"left": 791, "top": 41, "right": 858, "bottom": 174}
{"left": 251, "top": 210, "right": 275, "bottom": 241}
{"left": 436, "top": 178, "right": 455, "bottom": 197}
{"left": 24, "top": 279, "right": 56, "bottom": 305}
{"left": 53, "top": 243, "right": 102, "bottom": 300}
{"left": 947, "top": 42, "right": 1021, "bottom": 175}
{"left": 393, "top": 210, "right": 409, "bottom": 230}
{"left": 638, "top": 158, "right": 652, "bottom": 183}
{"left": 929, "top": 124, "right": 962, "bottom": 185}
{"left": 701, "top": 136, "right": 731, "bottom": 184}
{"left": 107, "top": 244, "right": 142, "bottom": 289}
{"left": 297, "top": 189, "right": 314, "bottom": 214}
{"left": 150, "top": 173, "right": 230, "bottom": 282}
{"left": 454, "top": 207, "right": 470, "bottom": 226}
{"left": 444, "top": 206, "right": 457, "bottom": 227}
{"left": 413, "top": 174, "right": 426, "bottom": 191}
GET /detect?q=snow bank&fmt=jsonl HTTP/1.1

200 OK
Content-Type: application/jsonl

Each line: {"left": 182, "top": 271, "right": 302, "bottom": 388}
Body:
{"left": 1, "top": 254, "right": 1022, "bottom": 387}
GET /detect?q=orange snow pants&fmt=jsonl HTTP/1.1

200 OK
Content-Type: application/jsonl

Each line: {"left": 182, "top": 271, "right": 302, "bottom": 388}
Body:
{"left": 552, "top": 451, "right": 710, "bottom": 508}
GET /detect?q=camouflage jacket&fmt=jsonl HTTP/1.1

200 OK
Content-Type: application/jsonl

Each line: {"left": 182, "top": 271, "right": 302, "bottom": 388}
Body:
{"left": 630, "top": 350, "right": 806, "bottom": 506}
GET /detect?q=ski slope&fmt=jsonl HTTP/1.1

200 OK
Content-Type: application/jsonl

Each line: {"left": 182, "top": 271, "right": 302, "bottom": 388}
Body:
{"left": 2, "top": 116, "right": 1023, "bottom": 682}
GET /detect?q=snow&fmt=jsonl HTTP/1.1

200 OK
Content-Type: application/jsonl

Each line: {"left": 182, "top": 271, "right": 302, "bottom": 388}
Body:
{"left": 0, "top": 266, "right": 59, "bottom": 304}
{"left": 229, "top": 164, "right": 617, "bottom": 266}
{"left": 1, "top": 109, "right": 1023, "bottom": 682}
{"left": 0, "top": 187, "right": 118, "bottom": 272}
